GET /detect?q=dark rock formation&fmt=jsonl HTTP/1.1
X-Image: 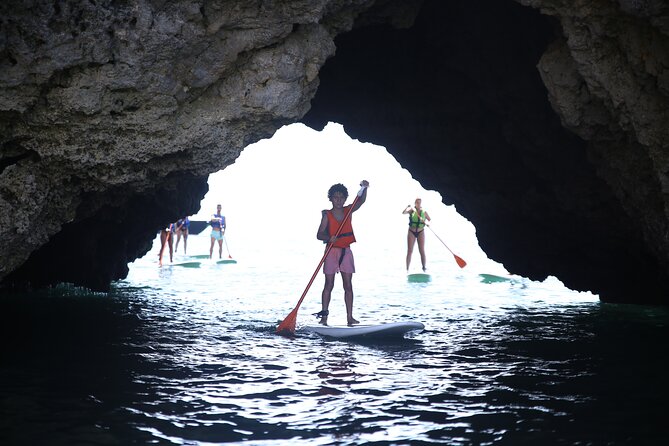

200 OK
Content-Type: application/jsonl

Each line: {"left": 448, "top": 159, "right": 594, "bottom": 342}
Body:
{"left": 1, "top": 0, "right": 668, "bottom": 304}
{"left": 304, "top": 0, "right": 669, "bottom": 304}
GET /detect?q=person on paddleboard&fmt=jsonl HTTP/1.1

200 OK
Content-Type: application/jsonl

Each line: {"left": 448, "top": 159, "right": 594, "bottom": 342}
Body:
{"left": 159, "top": 222, "right": 177, "bottom": 266}
{"left": 403, "top": 198, "right": 431, "bottom": 272}
{"left": 315, "top": 180, "right": 369, "bottom": 326}
{"left": 174, "top": 216, "right": 190, "bottom": 254}
{"left": 209, "top": 204, "right": 226, "bottom": 259}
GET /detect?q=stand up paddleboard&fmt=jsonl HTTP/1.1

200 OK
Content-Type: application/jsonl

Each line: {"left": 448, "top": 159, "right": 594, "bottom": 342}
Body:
{"left": 479, "top": 273, "right": 511, "bottom": 283}
{"left": 304, "top": 321, "right": 424, "bottom": 339}
{"left": 217, "top": 259, "right": 237, "bottom": 264}
{"left": 407, "top": 273, "right": 431, "bottom": 283}
{"left": 170, "top": 261, "right": 201, "bottom": 268}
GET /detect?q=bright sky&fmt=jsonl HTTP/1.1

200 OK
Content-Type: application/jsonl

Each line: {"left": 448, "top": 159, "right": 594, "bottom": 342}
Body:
{"left": 194, "top": 122, "right": 507, "bottom": 274}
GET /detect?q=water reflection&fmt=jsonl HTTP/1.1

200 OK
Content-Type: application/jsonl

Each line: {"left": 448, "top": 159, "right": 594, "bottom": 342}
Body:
{"left": 1, "top": 242, "right": 668, "bottom": 444}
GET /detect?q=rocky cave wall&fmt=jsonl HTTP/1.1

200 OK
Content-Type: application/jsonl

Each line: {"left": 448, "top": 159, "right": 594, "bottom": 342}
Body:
{"left": 0, "top": 0, "right": 353, "bottom": 290}
{"left": 1, "top": 0, "right": 669, "bottom": 304}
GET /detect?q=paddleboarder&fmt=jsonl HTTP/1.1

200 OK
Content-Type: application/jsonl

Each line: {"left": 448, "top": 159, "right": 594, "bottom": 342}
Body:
{"left": 403, "top": 198, "right": 431, "bottom": 272}
{"left": 315, "top": 180, "right": 369, "bottom": 326}
{"left": 174, "top": 216, "right": 190, "bottom": 254}
{"left": 158, "top": 222, "right": 176, "bottom": 266}
{"left": 209, "top": 204, "right": 226, "bottom": 259}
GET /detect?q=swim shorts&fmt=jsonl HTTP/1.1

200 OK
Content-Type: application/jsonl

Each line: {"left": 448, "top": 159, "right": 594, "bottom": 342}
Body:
{"left": 323, "top": 247, "right": 355, "bottom": 275}
{"left": 210, "top": 230, "right": 223, "bottom": 240}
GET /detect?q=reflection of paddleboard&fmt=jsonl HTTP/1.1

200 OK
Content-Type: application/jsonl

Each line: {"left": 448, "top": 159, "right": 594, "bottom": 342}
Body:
{"left": 304, "top": 321, "right": 424, "bottom": 339}
{"left": 408, "top": 273, "right": 431, "bottom": 283}
{"left": 170, "top": 261, "right": 201, "bottom": 268}
{"left": 217, "top": 259, "right": 237, "bottom": 264}
{"left": 479, "top": 273, "right": 511, "bottom": 283}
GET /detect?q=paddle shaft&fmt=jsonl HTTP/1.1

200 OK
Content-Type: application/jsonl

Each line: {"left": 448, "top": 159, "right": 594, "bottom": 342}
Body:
{"left": 409, "top": 208, "right": 466, "bottom": 268}
{"left": 223, "top": 235, "right": 233, "bottom": 258}
{"left": 425, "top": 225, "right": 454, "bottom": 255}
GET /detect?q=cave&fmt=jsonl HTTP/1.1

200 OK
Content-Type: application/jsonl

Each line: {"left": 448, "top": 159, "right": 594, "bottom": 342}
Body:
{"left": 1, "top": 0, "right": 668, "bottom": 304}
{"left": 304, "top": 0, "right": 669, "bottom": 304}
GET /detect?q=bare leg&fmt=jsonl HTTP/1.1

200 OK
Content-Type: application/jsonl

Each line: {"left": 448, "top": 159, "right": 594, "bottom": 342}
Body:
{"left": 406, "top": 231, "right": 417, "bottom": 270}
{"left": 168, "top": 236, "right": 173, "bottom": 263}
{"left": 342, "top": 272, "right": 358, "bottom": 325}
{"left": 320, "top": 274, "right": 335, "bottom": 325}
{"left": 218, "top": 239, "right": 223, "bottom": 258}
{"left": 209, "top": 237, "right": 215, "bottom": 259}
{"left": 183, "top": 232, "right": 188, "bottom": 254}
{"left": 175, "top": 232, "right": 181, "bottom": 252}
{"left": 417, "top": 231, "right": 427, "bottom": 271}
{"left": 159, "top": 231, "right": 168, "bottom": 266}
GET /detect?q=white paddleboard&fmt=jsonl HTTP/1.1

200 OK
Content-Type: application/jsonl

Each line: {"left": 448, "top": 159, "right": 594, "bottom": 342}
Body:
{"left": 304, "top": 321, "right": 424, "bottom": 339}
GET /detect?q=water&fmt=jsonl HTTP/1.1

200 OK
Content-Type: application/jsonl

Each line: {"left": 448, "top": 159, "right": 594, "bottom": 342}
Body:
{"left": 1, "top": 233, "right": 668, "bottom": 445}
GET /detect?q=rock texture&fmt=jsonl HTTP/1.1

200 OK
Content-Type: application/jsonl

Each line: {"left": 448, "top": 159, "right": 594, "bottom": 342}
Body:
{"left": 0, "top": 0, "right": 348, "bottom": 289}
{"left": 1, "top": 0, "right": 668, "bottom": 303}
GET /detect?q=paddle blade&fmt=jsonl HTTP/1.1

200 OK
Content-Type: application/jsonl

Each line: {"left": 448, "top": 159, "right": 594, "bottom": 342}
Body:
{"left": 276, "top": 309, "right": 298, "bottom": 335}
{"left": 454, "top": 254, "right": 467, "bottom": 268}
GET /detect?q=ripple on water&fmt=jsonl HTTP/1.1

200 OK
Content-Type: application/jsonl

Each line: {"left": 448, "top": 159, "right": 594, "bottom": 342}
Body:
{"left": 2, "top": 243, "right": 668, "bottom": 444}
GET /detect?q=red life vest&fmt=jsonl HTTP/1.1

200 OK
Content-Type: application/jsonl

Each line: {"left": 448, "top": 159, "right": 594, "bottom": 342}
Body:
{"left": 326, "top": 205, "right": 356, "bottom": 248}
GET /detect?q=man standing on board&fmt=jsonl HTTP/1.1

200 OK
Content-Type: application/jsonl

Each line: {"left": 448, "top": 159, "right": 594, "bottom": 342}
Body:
{"left": 315, "top": 180, "right": 369, "bottom": 326}
{"left": 209, "top": 204, "right": 226, "bottom": 259}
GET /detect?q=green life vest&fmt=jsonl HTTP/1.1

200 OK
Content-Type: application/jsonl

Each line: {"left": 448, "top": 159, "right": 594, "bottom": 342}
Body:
{"left": 409, "top": 210, "right": 426, "bottom": 229}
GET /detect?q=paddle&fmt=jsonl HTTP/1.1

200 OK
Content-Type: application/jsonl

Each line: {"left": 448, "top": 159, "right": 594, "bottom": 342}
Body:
{"left": 223, "top": 235, "right": 233, "bottom": 259}
{"left": 409, "top": 208, "right": 467, "bottom": 269}
{"left": 425, "top": 224, "right": 467, "bottom": 268}
{"left": 276, "top": 185, "right": 367, "bottom": 335}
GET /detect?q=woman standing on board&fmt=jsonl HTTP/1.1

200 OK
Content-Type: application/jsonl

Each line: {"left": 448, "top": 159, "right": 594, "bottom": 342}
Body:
{"left": 209, "top": 204, "right": 226, "bottom": 259}
{"left": 175, "top": 216, "right": 190, "bottom": 254}
{"left": 315, "top": 180, "right": 369, "bottom": 326}
{"left": 403, "top": 198, "right": 431, "bottom": 272}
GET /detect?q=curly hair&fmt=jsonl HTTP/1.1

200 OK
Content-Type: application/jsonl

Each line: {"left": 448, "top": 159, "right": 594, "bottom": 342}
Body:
{"left": 327, "top": 183, "right": 348, "bottom": 200}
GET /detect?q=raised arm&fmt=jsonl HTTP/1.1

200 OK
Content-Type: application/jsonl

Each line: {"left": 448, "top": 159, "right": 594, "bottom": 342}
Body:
{"left": 352, "top": 180, "right": 369, "bottom": 212}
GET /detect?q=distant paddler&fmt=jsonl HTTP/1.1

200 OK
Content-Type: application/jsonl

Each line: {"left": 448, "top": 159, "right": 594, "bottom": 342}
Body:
{"left": 174, "top": 216, "right": 190, "bottom": 254}
{"left": 402, "top": 198, "right": 431, "bottom": 272}
{"left": 209, "top": 204, "right": 226, "bottom": 259}
{"left": 158, "top": 222, "right": 176, "bottom": 266}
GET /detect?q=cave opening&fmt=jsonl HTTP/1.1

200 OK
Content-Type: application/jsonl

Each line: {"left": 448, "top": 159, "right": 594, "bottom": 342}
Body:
{"left": 128, "top": 122, "right": 596, "bottom": 304}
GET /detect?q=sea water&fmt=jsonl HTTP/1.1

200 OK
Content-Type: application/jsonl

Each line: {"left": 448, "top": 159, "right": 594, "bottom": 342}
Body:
{"left": 1, "top": 232, "right": 668, "bottom": 445}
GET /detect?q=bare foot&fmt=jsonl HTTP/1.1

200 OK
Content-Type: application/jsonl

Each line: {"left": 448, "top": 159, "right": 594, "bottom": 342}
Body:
{"left": 347, "top": 317, "right": 359, "bottom": 326}
{"left": 319, "top": 316, "right": 329, "bottom": 326}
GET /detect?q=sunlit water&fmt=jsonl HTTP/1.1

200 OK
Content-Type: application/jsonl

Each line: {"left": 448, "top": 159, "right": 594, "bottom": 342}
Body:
{"left": 1, "top": 233, "right": 668, "bottom": 445}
